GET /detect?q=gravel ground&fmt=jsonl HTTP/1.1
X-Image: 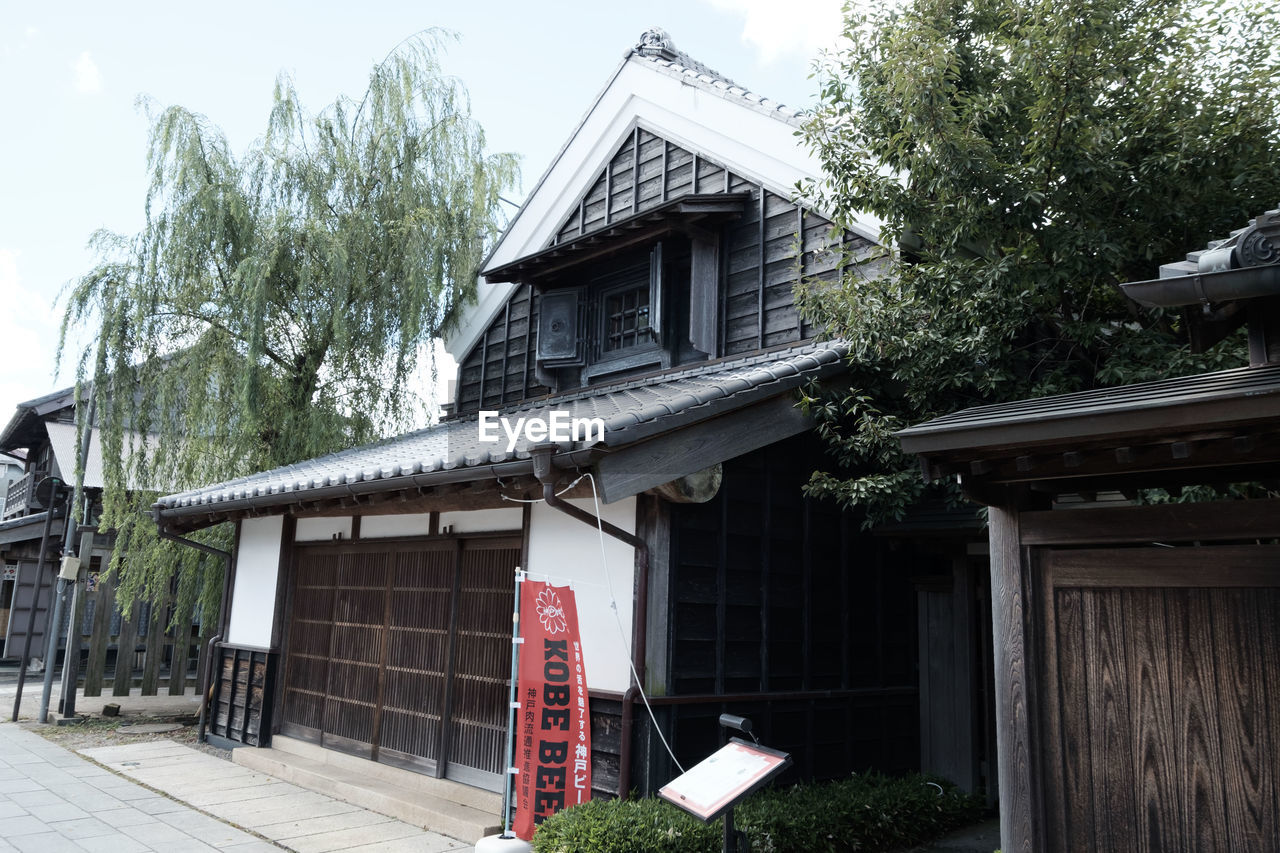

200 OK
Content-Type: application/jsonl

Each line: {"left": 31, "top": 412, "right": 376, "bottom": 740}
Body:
{"left": 21, "top": 714, "right": 233, "bottom": 761}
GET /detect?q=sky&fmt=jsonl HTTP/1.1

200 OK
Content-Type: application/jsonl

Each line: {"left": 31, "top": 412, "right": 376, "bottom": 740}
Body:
{"left": 0, "top": 0, "right": 845, "bottom": 424}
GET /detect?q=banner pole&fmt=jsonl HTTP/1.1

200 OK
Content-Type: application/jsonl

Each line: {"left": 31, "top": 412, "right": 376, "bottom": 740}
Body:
{"left": 501, "top": 567, "right": 524, "bottom": 838}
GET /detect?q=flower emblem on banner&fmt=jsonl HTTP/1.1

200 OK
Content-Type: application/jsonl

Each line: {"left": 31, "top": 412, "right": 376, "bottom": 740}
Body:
{"left": 536, "top": 587, "right": 568, "bottom": 635}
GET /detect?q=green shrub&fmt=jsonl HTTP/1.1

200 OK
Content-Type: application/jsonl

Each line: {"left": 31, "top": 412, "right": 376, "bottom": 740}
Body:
{"left": 532, "top": 773, "right": 984, "bottom": 853}
{"left": 531, "top": 796, "right": 719, "bottom": 853}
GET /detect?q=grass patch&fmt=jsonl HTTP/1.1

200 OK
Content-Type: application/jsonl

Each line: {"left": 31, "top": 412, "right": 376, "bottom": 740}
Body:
{"left": 532, "top": 773, "right": 984, "bottom": 853}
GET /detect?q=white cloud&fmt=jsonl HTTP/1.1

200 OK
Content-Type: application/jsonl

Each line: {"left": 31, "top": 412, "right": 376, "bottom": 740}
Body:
{"left": 0, "top": 249, "right": 63, "bottom": 413}
{"left": 73, "top": 51, "right": 102, "bottom": 94}
{"left": 703, "top": 0, "right": 845, "bottom": 63}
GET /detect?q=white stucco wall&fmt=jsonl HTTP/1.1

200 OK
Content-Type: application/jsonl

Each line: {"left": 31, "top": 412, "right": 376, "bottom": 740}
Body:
{"left": 357, "top": 508, "right": 523, "bottom": 538}
{"left": 226, "top": 516, "right": 283, "bottom": 648}
{"left": 294, "top": 516, "right": 352, "bottom": 541}
{"left": 439, "top": 508, "right": 522, "bottom": 533}
{"left": 526, "top": 497, "right": 636, "bottom": 693}
{"left": 359, "top": 512, "right": 432, "bottom": 538}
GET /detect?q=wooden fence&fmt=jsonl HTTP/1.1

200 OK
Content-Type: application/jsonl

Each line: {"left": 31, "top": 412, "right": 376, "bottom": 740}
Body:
{"left": 69, "top": 560, "right": 206, "bottom": 697}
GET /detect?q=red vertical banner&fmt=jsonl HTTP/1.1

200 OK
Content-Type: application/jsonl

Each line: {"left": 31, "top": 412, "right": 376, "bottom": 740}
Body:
{"left": 513, "top": 580, "right": 592, "bottom": 840}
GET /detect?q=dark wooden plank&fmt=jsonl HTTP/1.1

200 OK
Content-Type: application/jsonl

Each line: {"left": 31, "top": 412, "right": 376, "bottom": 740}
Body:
{"left": 1043, "top": 585, "right": 1091, "bottom": 850}
{"left": 82, "top": 570, "right": 114, "bottom": 697}
{"left": 140, "top": 596, "right": 166, "bottom": 695}
{"left": 1084, "top": 587, "right": 1136, "bottom": 849}
{"left": 1125, "top": 588, "right": 1182, "bottom": 853}
{"left": 1048, "top": 545, "right": 1280, "bottom": 587}
{"left": 1254, "top": 591, "right": 1280, "bottom": 848}
{"left": 1174, "top": 589, "right": 1230, "bottom": 847}
{"left": 1209, "top": 588, "right": 1274, "bottom": 847}
{"left": 988, "top": 507, "right": 1038, "bottom": 853}
{"left": 1022, "top": 498, "right": 1280, "bottom": 545}
{"left": 756, "top": 190, "right": 765, "bottom": 350}
{"left": 689, "top": 237, "right": 719, "bottom": 355}
{"left": 168, "top": 604, "right": 194, "bottom": 696}
{"left": 112, "top": 600, "right": 139, "bottom": 696}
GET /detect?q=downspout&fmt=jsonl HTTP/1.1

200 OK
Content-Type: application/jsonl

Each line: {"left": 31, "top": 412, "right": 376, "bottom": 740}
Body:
{"left": 530, "top": 444, "right": 649, "bottom": 798}
{"left": 152, "top": 512, "right": 233, "bottom": 744}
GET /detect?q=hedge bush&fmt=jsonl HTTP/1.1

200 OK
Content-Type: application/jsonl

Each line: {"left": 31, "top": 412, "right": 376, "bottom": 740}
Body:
{"left": 531, "top": 773, "right": 984, "bottom": 853}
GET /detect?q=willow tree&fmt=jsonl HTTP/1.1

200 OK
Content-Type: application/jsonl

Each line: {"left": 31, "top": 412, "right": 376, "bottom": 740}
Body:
{"left": 798, "top": 0, "right": 1280, "bottom": 524}
{"left": 60, "top": 35, "right": 518, "bottom": 620}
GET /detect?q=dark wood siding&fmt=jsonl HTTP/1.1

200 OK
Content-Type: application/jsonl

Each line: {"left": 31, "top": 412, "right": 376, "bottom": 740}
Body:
{"left": 633, "top": 433, "right": 920, "bottom": 790}
{"left": 457, "top": 130, "right": 876, "bottom": 415}
{"left": 1038, "top": 546, "right": 1280, "bottom": 853}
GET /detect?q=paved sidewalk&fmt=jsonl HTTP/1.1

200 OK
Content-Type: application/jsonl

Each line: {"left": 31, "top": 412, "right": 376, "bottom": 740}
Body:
{"left": 0, "top": 723, "right": 276, "bottom": 853}
{"left": 81, "top": 740, "right": 471, "bottom": 853}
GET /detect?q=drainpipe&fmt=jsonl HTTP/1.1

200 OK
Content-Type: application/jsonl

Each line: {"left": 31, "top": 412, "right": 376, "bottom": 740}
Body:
{"left": 530, "top": 445, "right": 649, "bottom": 797}
{"left": 152, "top": 514, "right": 233, "bottom": 744}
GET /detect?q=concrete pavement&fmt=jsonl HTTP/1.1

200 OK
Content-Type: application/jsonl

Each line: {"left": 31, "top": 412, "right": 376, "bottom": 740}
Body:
{"left": 81, "top": 740, "right": 471, "bottom": 853}
{"left": 0, "top": 725, "right": 477, "bottom": 852}
{"left": 0, "top": 722, "right": 276, "bottom": 852}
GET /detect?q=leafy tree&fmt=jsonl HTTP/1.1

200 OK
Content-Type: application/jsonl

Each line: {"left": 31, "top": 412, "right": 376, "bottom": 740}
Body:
{"left": 798, "top": 0, "right": 1280, "bottom": 524}
{"left": 59, "top": 34, "right": 518, "bottom": 619}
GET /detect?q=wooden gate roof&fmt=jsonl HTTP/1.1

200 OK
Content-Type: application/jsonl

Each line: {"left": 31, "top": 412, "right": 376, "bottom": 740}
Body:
{"left": 897, "top": 362, "right": 1280, "bottom": 494}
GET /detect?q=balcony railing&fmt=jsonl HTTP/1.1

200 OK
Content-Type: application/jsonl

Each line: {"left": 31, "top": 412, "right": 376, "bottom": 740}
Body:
{"left": 2, "top": 471, "right": 36, "bottom": 520}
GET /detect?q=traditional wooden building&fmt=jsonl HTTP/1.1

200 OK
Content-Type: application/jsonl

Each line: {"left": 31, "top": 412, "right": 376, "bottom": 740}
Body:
{"left": 899, "top": 212, "right": 1280, "bottom": 852}
{"left": 153, "top": 30, "right": 990, "bottom": 840}
{"left": 0, "top": 389, "right": 199, "bottom": 700}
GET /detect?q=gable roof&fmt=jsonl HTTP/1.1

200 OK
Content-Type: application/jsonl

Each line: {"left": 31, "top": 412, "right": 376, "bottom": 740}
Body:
{"left": 0, "top": 386, "right": 77, "bottom": 453}
{"left": 444, "top": 28, "right": 879, "bottom": 363}
{"left": 154, "top": 339, "right": 847, "bottom": 527}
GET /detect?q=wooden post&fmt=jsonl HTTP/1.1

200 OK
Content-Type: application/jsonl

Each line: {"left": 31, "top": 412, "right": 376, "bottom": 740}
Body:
{"left": 988, "top": 506, "right": 1039, "bottom": 852}
{"left": 168, "top": 605, "right": 194, "bottom": 696}
{"left": 112, "top": 600, "right": 139, "bottom": 696}
{"left": 83, "top": 576, "right": 114, "bottom": 696}
{"left": 140, "top": 596, "right": 167, "bottom": 695}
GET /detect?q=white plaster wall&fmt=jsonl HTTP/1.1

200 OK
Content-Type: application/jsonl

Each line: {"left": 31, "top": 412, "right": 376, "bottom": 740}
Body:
{"left": 226, "top": 516, "right": 283, "bottom": 648}
{"left": 358, "top": 508, "right": 523, "bottom": 538}
{"left": 526, "top": 497, "right": 636, "bottom": 693}
{"left": 360, "top": 513, "right": 432, "bottom": 538}
{"left": 439, "top": 507, "right": 521, "bottom": 533}
{"left": 294, "top": 516, "right": 352, "bottom": 541}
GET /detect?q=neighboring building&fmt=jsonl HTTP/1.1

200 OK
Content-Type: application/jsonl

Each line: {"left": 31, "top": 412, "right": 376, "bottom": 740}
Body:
{"left": 152, "top": 30, "right": 991, "bottom": 836}
{"left": 0, "top": 388, "right": 103, "bottom": 662}
{"left": 0, "top": 449, "right": 27, "bottom": 652}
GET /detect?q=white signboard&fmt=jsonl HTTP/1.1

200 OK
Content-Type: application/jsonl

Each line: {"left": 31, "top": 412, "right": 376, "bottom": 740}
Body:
{"left": 658, "top": 739, "right": 791, "bottom": 822}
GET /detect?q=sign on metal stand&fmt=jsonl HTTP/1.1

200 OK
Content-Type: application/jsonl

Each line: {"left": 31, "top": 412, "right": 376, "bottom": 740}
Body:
{"left": 659, "top": 715, "right": 791, "bottom": 853}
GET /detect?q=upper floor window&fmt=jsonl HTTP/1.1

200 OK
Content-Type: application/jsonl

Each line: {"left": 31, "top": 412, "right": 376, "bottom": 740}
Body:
{"left": 602, "top": 283, "right": 652, "bottom": 353}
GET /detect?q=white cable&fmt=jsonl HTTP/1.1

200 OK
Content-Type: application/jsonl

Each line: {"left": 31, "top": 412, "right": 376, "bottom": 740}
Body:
{"left": 584, "top": 472, "right": 685, "bottom": 775}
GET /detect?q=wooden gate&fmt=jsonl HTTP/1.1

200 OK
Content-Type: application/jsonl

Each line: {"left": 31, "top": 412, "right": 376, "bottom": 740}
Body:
{"left": 280, "top": 535, "right": 519, "bottom": 790}
{"left": 1037, "top": 545, "right": 1280, "bottom": 852}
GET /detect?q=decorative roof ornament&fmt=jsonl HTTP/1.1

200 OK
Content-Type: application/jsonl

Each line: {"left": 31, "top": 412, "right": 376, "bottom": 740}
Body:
{"left": 635, "top": 28, "right": 678, "bottom": 60}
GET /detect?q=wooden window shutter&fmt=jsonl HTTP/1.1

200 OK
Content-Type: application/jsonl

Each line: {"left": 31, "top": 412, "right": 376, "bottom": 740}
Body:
{"left": 535, "top": 288, "right": 585, "bottom": 366}
{"left": 689, "top": 237, "right": 719, "bottom": 356}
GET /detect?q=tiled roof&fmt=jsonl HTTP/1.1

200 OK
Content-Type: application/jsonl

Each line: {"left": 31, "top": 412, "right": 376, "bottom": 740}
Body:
{"left": 155, "top": 340, "right": 847, "bottom": 515}
{"left": 630, "top": 28, "right": 804, "bottom": 127}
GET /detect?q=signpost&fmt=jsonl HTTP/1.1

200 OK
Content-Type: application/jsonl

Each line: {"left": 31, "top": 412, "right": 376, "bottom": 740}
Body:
{"left": 659, "top": 716, "right": 791, "bottom": 853}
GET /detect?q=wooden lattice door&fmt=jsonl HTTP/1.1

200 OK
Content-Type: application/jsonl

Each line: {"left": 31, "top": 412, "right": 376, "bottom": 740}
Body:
{"left": 280, "top": 536, "right": 518, "bottom": 789}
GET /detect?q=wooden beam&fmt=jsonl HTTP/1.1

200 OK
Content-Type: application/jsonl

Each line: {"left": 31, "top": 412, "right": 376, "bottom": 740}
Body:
{"left": 594, "top": 394, "right": 811, "bottom": 503}
{"left": 1021, "top": 497, "right": 1280, "bottom": 545}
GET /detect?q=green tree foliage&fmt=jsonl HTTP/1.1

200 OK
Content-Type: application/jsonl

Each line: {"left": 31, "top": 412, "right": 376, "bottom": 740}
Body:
{"left": 798, "top": 0, "right": 1280, "bottom": 524}
{"left": 60, "top": 34, "right": 517, "bottom": 620}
